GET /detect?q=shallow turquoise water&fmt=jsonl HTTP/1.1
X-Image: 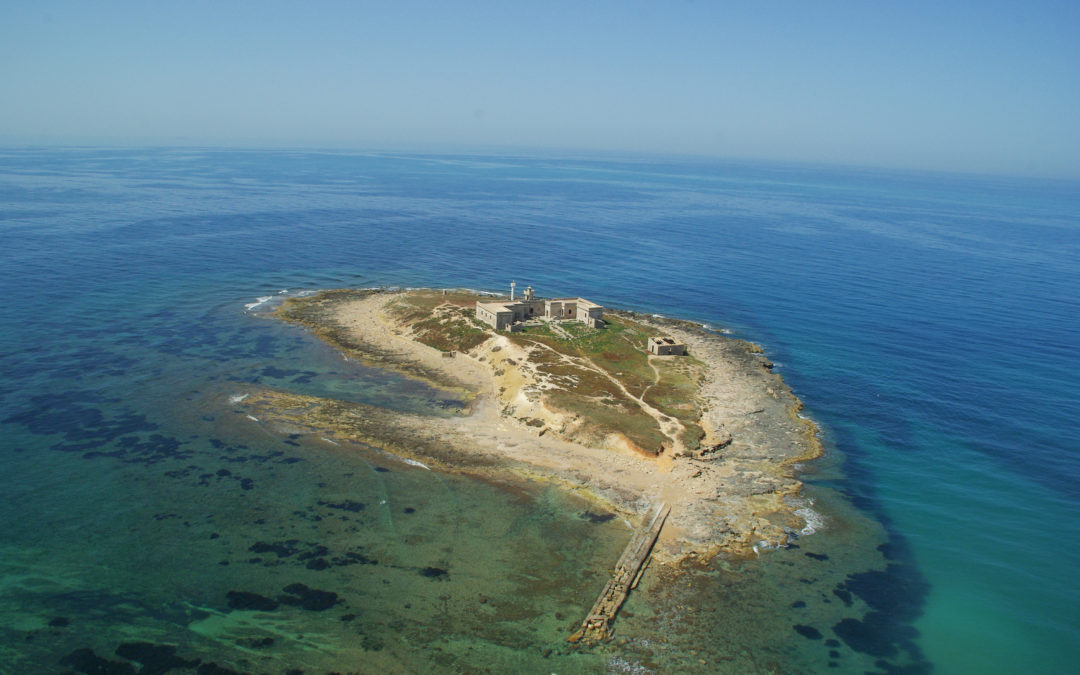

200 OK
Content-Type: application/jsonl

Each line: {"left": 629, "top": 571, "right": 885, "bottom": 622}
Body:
{"left": 1, "top": 148, "right": 1077, "bottom": 672}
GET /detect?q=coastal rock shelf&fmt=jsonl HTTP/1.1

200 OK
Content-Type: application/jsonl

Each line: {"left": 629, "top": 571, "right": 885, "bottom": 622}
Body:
{"left": 246, "top": 288, "right": 823, "bottom": 561}
{"left": 569, "top": 502, "right": 671, "bottom": 644}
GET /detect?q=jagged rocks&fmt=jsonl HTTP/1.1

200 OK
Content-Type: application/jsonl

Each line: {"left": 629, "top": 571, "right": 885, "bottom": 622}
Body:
{"left": 692, "top": 426, "right": 733, "bottom": 459}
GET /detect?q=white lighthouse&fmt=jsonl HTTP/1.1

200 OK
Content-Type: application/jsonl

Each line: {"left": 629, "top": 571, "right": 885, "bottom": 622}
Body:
{"left": 510, "top": 281, "right": 516, "bottom": 301}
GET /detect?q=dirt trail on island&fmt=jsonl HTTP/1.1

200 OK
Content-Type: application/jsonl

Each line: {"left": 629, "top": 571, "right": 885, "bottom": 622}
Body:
{"left": 254, "top": 290, "right": 824, "bottom": 562}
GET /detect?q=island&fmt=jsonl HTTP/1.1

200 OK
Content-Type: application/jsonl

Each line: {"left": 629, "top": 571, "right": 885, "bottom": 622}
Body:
{"left": 241, "top": 286, "right": 822, "bottom": 566}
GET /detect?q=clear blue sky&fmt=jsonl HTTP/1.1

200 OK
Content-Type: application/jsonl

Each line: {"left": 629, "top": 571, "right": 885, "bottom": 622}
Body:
{"left": 2, "top": 1, "right": 1078, "bottom": 177}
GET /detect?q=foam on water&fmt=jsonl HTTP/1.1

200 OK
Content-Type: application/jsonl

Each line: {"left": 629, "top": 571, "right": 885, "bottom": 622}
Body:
{"left": 455, "top": 287, "right": 501, "bottom": 296}
{"left": 794, "top": 504, "right": 826, "bottom": 536}
{"left": 244, "top": 296, "right": 273, "bottom": 311}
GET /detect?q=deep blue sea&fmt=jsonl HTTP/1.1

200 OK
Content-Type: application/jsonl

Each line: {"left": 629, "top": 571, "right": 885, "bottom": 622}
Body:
{"left": 1, "top": 148, "right": 1077, "bottom": 674}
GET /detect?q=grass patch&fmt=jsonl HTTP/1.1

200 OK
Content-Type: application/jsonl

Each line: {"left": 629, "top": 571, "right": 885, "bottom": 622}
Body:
{"left": 509, "top": 315, "right": 656, "bottom": 396}
{"left": 387, "top": 292, "right": 493, "bottom": 353}
{"left": 644, "top": 357, "right": 703, "bottom": 421}
{"left": 514, "top": 322, "right": 560, "bottom": 339}
{"left": 546, "top": 390, "right": 665, "bottom": 454}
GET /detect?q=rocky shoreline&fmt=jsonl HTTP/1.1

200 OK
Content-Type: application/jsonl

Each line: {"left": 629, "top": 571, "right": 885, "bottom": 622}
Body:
{"left": 242, "top": 288, "right": 824, "bottom": 562}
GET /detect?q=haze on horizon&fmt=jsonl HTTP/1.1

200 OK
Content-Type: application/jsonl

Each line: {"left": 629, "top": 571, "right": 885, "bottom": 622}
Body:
{"left": 2, "top": 1, "right": 1078, "bottom": 179}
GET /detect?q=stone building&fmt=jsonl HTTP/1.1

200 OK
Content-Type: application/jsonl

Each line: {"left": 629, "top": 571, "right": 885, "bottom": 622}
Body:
{"left": 648, "top": 336, "right": 686, "bottom": 356}
{"left": 475, "top": 284, "right": 604, "bottom": 331}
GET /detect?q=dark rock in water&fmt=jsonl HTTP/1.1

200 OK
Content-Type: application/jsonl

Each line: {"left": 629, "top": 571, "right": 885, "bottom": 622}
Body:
{"left": 420, "top": 566, "right": 448, "bottom": 579}
{"left": 226, "top": 590, "right": 280, "bottom": 611}
{"left": 216, "top": 469, "right": 232, "bottom": 477}
{"left": 374, "top": 467, "right": 390, "bottom": 473}
{"left": 341, "top": 551, "right": 378, "bottom": 566}
{"left": 833, "top": 615, "right": 900, "bottom": 658}
{"left": 318, "top": 499, "right": 366, "bottom": 512}
{"left": 806, "top": 552, "right": 830, "bottom": 561}
{"left": 306, "top": 558, "right": 330, "bottom": 570}
{"left": 198, "top": 664, "right": 243, "bottom": 675}
{"left": 59, "top": 648, "right": 136, "bottom": 675}
{"left": 48, "top": 616, "right": 70, "bottom": 627}
{"left": 790, "top": 600, "right": 806, "bottom": 609}
{"left": 236, "top": 637, "right": 275, "bottom": 649}
{"left": 830, "top": 563, "right": 928, "bottom": 663}
{"left": 261, "top": 365, "right": 297, "bottom": 379}
{"left": 832, "top": 588, "right": 853, "bottom": 606}
{"left": 359, "top": 634, "right": 385, "bottom": 651}
{"left": 297, "top": 545, "right": 330, "bottom": 560}
{"left": 581, "top": 511, "right": 616, "bottom": 523}
{"left": 249, "top": 540, "right": 300, "bottom": 558}
{"left": 279, "top": 583, "right": 339, "bottom": 611}
{"left": 403, "top": 507, "right": 416, "bottom": 514}
{"left": 793, "top": 624, "right": 824, "bottom": 640}
{"left": 340, "top": 614, "right": 357, "bottom": 622}
{"left": 115, "top": 642, "right": 200, "bottom": 673}
{"left": 239, "top": 478, "right": 255, "bottom": 490}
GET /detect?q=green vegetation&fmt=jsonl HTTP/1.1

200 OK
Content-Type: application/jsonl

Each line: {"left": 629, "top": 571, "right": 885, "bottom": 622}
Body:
{"left": 508, "top": 313, "right": 705, "bottom": 455}
{"left": 645, "top": 356, "right": 706, "bottom": 453}
{"left": 546, "top": 389, "right": 668, "bottom": 452}
{"left": 514, "top": 322, "right": 560, "bottom": 339}
{"left": 386, "top": 290, "right": 491, "bottom": 352}
{"left": 284, "top": 289, "right": 707, "bottom": 456}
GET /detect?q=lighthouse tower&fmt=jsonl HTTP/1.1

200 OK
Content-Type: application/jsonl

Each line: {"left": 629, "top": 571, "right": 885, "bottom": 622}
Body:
{"left": 510, "top": 281, "right": 516, "bottom": 301}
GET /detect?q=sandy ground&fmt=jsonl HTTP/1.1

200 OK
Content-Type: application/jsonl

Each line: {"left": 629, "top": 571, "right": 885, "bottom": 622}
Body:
{"left": 257, "top": 291, "right": 823, "bottom": 562}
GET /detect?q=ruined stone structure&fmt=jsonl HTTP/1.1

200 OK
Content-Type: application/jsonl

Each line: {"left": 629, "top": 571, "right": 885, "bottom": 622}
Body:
{"left": 648, "top": 336, "right": 687, "bottom": 356}
{"left": 475, "top": 284, "right": 604, "bottom": 331}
